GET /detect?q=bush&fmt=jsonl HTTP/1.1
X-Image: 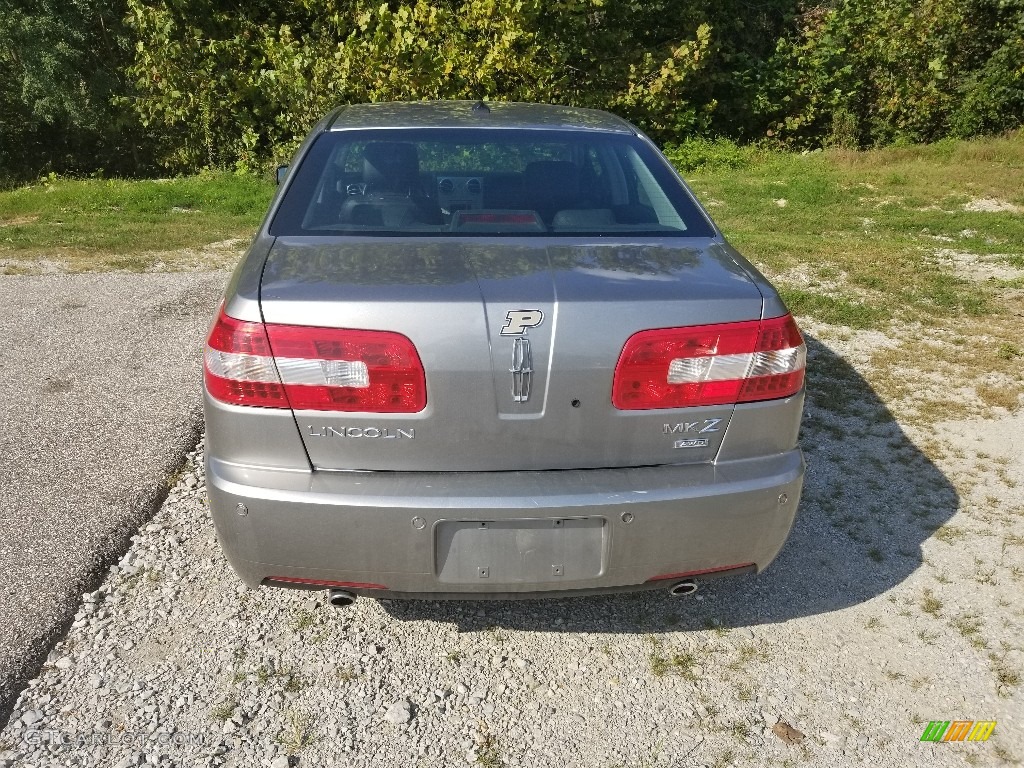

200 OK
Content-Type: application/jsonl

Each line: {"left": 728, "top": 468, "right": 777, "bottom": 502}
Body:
{"left": 123, "top": 0, "right": 792, "bottom": 173}
{"left": 663, "top": 138, "right": 758, "bottom": 173}
{"left": 757, "top": 0, "right": 1024, "bottom": 148}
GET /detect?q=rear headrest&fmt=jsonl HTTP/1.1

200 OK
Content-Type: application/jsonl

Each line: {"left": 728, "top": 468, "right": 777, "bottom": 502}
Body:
{"left": 524, "top": 161, "right": 580, "bottom": 211}
{"left": 363, "top": 142, "right": 420, "bottom": 192}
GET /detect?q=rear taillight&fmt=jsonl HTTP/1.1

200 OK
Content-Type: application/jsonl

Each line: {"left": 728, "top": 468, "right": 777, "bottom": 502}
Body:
{"left": 204, "top": 308, "right": 426, "bottom": 412}
{"left": 204, "top": 311, "right": 288, "bottom": 407}
{"left": 612, "top": 314, "right": 805, "bottom": 410}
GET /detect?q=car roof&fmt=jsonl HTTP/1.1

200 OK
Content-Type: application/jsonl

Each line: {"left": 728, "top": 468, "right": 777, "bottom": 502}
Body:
{"left": 327, "top": 101, "right": 638, "bottom": 134}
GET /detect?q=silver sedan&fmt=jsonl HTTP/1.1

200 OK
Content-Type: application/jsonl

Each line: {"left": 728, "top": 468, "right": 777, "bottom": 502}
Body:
{"left": 202, "top": 101, "right": 805, "bottom": 605}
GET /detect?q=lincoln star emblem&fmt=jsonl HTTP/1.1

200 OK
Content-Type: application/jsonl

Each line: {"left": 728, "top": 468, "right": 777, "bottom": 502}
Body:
{"left": 509, "top": 337, "right": 534, "bottom": 403}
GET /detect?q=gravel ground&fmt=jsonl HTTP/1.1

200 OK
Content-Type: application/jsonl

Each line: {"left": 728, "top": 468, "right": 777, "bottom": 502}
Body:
{"left": 0, "top": 325, "right": 1021, "bottom": 768}
{"left": 0, "top": 272, "right": 227, "bottom": 726}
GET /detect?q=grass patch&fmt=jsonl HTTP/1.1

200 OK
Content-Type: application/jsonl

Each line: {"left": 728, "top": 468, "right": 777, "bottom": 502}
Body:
{"left": 277, "top": 708, "right": 315, "bottom": 753}
{"left": 921, "top": 589, "right": 943, "bottom": 617}
{"left": 950, "top": 613, "right": 986, "bottom": 649}
{"left": 683, "top": 133, "right": 1024, "bottom": 327}
{"left": 782, "top": 288, "right": 887, "bottom": 329}
{"left": 288, "top": 608, "right": 317, "bottom": 633}
{"left": 664, "top": 137, "right": 760, "bottom": 173}
{"left": 474, "top": 723, "right": 503, "bottom": 768}
{"left": 990, "top": 652, "right": 1021, "bottom": 696}
{"left": 934, "top": 525, "right": 966, "bottom": 545}
{"left": 0, "top": 172, "right": 272, "bottom": 271}
{"left": 336, "top": 665, "right": 359, "bottom": 682}
{"left": 976, "top": 383, "right": 1021, "bottom": 411}
{"left": 210, "top": 699, "right": 238, "bottom": 722}
{"left": 647, "top": 638, "right": 702, "bottom": 680}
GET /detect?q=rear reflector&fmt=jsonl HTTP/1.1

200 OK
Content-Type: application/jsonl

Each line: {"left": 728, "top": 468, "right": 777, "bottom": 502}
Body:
{"left": 646, "top": 562, "right": 757, "bottom": 582}
{"left": 613, "top": 314, "right": 805, "bottom": 410}
{"left": 204, "top": 307, "right": 426, "bottom": 412}
{"left": 266, "top": 576, "right": 388, "bottom": 590}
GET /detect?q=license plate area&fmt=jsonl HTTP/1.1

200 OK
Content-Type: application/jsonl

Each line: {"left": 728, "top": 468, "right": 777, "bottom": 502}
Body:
{"left": 434, "top": 517, "right": 606, "bottom": 584}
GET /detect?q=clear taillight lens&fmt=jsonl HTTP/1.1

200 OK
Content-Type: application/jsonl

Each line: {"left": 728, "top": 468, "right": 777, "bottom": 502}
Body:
{"left": 612, "top": 314, "right": 805, "bottom": 410}
{"left": 204, "top": 308, "right": 427, "bottom": 412}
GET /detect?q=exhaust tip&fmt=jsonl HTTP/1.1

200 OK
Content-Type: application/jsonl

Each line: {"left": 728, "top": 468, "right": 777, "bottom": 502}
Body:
{"left": 328, "top": 589, "right": 357, "bottom": 608}
{"left": 668, "top": 580, "right": 698, "bottom": 597}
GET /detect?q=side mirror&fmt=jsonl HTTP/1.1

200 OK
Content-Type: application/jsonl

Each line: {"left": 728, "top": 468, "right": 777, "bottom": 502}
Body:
{"left": 275, "top": 165, "right": 288, "bottom": 185}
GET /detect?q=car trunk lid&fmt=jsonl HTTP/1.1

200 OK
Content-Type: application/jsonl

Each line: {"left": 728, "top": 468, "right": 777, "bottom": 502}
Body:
{"left": 258, "top": 237, "right": 766, "bottom": 471}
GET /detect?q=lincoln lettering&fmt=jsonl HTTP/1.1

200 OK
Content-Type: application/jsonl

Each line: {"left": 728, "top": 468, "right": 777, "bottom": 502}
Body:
{"left": 307, "top": 426, "right": 415, "bottom": 439}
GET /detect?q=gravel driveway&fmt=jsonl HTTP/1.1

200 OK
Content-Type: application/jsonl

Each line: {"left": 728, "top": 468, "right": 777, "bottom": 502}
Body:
{"left": 0, "top": 319, "right": 1021, "bottom": 767}
{"left": 0, "top": 272, "right": 227, "bottom": 729}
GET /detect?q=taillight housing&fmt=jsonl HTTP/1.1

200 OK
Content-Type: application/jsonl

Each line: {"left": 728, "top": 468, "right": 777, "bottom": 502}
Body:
{"left": 612, "top": 314, "right": 805, "bottom": 410}
{"left": 204, "top": 308, "right": 426, "bottom": 412}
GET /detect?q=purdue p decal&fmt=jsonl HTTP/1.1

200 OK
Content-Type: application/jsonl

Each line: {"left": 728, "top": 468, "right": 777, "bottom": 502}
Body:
{"left": 501, "top": 309, "right": 545, "bottom": 335}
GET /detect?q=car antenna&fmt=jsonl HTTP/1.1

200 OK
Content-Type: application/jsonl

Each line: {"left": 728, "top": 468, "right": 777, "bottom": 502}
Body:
{"left": 472, "top": 99, "right": 490, "bottom": 114}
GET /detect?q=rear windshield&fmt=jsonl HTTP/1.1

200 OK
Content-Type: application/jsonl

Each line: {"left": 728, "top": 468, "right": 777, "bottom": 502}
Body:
{"left": 270, "top": 128, "right": 715, "bottom": 237}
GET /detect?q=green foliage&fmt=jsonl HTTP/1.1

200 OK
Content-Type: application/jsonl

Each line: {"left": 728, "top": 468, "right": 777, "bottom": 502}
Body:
{"left": 663, "top": 138, "right": 759, "bottom": 173}
{"left": 0, "top": 0, "right": 148, "bottom": 181}
{"left": 123, "top": 0, "right": 791, "bottom": 172}
{"left": 2, "top": 0, "right": 1022, "bottom": 179}
{"left": 758, "top": 0, "right": 1024, "bottom": 147}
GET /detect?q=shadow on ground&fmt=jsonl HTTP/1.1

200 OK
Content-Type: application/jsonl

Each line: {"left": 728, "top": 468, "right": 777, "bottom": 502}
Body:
{"left": 381, "top": 333, "right": 959, "bottom": 633}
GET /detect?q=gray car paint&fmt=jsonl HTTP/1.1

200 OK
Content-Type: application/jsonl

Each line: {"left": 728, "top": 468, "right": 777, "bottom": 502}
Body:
{"left": 206, "top": 439, "right": 803, "bottom": 596}
{"left": 204, "top": 101, "right": 805, "bottom": 597}
{"left": 258, "top": 237, "right": 764, "bottom": 471}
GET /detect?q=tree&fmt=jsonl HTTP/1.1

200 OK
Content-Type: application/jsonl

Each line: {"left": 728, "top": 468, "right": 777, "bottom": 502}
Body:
{"left": 0, "top": 0, "right": 146, "bottom": 181}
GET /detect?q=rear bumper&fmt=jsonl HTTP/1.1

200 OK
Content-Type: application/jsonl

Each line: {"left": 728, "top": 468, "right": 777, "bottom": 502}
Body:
{"left": 207, "top": 449, "right": 803, "bottom": 598}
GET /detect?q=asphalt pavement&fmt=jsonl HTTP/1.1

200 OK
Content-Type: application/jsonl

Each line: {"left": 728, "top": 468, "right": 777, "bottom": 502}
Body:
{"left": 0, "top": 271, "right": 229, "bottom": 724}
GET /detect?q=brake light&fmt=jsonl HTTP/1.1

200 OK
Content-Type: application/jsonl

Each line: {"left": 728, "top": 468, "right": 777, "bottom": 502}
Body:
{"left": 612, "top": 314, "right": 805, "bottom": 410}
{"left": 204, "top": 308, "right": 427, "bottom": 412}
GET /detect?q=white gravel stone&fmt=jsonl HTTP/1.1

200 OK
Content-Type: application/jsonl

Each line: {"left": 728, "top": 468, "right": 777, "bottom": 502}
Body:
{"left": 384, "top": 699, "right": 413, "bottom": 725}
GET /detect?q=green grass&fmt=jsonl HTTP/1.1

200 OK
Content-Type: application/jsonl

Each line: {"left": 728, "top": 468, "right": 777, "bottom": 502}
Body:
{"left": 0, "top": 171, "right": 273, "bottom": 272}
{"left": 683, "top": 131, "right": 1024, "bottom": 327}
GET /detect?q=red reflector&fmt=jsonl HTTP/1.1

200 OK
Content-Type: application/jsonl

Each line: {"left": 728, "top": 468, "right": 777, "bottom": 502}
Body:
{"left": 268, "top": 577, "right": 389, "bottom": 590}
{"left": 204, "top": 307, "right": 427, "bottom": 413}
{"left": 612, "top": 314, "right": 805, "bottom": 410}
{"left": 646, "top": 563, "right": 756, "bottom": 582}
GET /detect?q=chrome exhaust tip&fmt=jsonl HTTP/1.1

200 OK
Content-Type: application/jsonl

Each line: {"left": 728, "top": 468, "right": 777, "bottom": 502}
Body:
{"left": 327, "top": 589, "right": 357, "bottom": 608}
{"left": 668, "top": 580, "right": 698, "bottom": 597}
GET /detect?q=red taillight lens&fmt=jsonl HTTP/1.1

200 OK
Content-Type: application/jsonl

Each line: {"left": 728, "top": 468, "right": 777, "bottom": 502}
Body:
{"left": 265, "top": 324, "right": 426, "bottom": 412}
{"left": 204, "top": 311, "right": 288, "bottom": 408}
{"left": 612, "top": 314, "right": 805, "bottom": 410}
{"left": 204, "top": 308, "right": 427, "bottom": 412}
